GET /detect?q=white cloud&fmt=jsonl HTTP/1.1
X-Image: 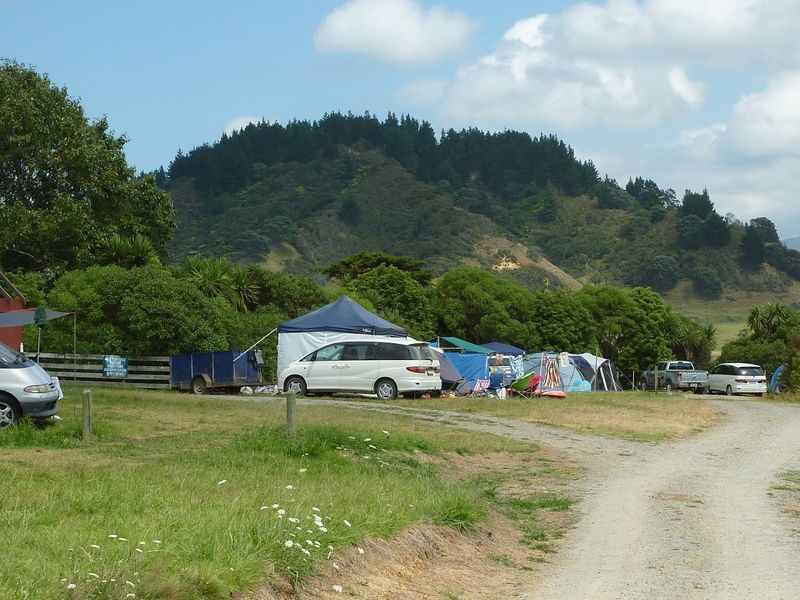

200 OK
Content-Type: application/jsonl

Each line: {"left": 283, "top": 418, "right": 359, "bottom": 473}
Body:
{"left": 726, "top": 72, "right": 800, "bottom": 158}
{"left": 314, "top": 0, "right": 478, "bottom": 68}
{"left": 223, "top": 116, "right": 263, "bottom": 136}
{"left": 395, "top": 79, "right": 447, "bottom": 106}
{"left": 667, "top": 67, "right": 704, "bottom": 108}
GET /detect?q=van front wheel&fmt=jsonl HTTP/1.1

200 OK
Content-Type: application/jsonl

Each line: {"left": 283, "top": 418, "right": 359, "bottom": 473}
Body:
{"left": 0, "top": 396, "right": 21, "bottom": 428}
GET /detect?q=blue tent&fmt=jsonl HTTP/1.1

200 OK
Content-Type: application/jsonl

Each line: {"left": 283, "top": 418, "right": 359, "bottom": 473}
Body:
{"left": 484, "top": 342, "right": 526, "bottom": 356}
{"left": 278, "top": 296, "right": 407, "bottom": 336}
{"left": 446, "top": 352, "right": 489, "bottom": 389}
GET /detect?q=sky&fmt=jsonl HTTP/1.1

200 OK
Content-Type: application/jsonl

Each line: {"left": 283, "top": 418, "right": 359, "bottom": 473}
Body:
{"left": 2, "top": 0, "right": 799, "bottom": 237}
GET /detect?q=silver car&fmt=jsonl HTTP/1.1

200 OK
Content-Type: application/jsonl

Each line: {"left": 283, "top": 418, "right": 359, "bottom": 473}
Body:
{"left": 0, "top": 341, "right": 60, "bottom": 427}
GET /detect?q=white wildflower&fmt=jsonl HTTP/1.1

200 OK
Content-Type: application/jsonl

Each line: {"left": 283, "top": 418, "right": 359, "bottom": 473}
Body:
{"left": 89, "top": 544, "right": 100, "bottom": 549}
{"left": 126, "top": 595, "right": 136, "bottom": 599}
{"left": 284, "top": 540, "right": 294, "bottom": 548}
{"left": 332, "top": 562, "right": 340, "bottom": 570}
{"left": 369, "top": 444, "right": 377, "bottom": 450}
{"left": 319, "top": 526, "right": 328, "bottom": 533}
{"left": 153, "top": 540, "right": 162, "bottom": 544}
{"left": 288, "top": 517, "right": 299, "bottom": 524}
{"left": 217, "top": 480, "right": 227, "bottom": 485}
{"left": 138, "top": 541, "right": 146, "bottom": 545}
{"left": 277, "top": 509, "right": 286, "bottom": 518}
{"left": 272, "top": 503, "right": 280, "bottom": 509}
{"left": 363, "top": 438, "right": 371, "bottom": 442}
{"left": 285, "top": 485, "right": 294, "bottom": 490}
{"left": 67, "top": 583, "right": 76, "bottom": 590}
{"left": 135, "top": 548, "right": 143, "bottom": 553}
{"left": 108, "top": 534, "right": 118, "bottom": 539}
{"left": 88, "top": 572, "right": 99, "bottom": 578}
{"left": 343, "top": 520, "right": 352, "bottom": 528}
{"left": 301, "top": 548, "right": 311, "bottom": 556}
{"left": 260, "top": 506, "right": 269, "bottom": 511}
{"left": 333, "top": 585, "right": 343, "bottom": 593}
{"left": 312, "top": 507, "right": 320, "bottom": 512}
{"left": 119, "top": 538, "right": 128, "bottom": 542}
{"left": 306, "top": 540, "right": 314, "bottom": 546}
{"left": 382, "top": 430, "right": 390, "bottom": 435}
{"left": 125, "top": 580, "right": 136, "bottom": 587}
{"left": 357, "top": 547, "right": 365, "bottom": 555}
{"left": 299, "top": 468, "right": 307, "bottom": 473}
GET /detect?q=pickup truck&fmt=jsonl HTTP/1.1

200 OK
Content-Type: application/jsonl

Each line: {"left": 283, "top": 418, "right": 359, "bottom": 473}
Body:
{"left": 640, "top": 360, "right": 708, "bottom": 393}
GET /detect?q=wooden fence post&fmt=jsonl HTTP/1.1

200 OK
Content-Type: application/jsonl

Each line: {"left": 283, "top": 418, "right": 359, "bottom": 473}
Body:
{"left": 82, "top": 389, "right": 92, "bottom": 442}
{"left": 286, "top": 390, "right": 297, "bottom": 440}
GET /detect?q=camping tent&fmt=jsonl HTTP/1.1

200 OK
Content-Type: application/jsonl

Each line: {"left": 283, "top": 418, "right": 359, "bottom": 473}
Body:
{"left": 445, "top": 352, "right": 489, "bottom": 389}
{"left": 431, "top": 336, "right": 494, "bottom": 354}
{"left": 432, "top": 348, "right": 471, "bottom": 395}
{"left": 483, "top": 342, "right": 525, "bottom": 356}
{"left": 276, "top": 296, "right": 408, "bottom": 377}
{"left": 522, "top": 352, "right": 591, "bottom": 394}
{"left": 570, "top": 353, "right": 622, "bottom": 391}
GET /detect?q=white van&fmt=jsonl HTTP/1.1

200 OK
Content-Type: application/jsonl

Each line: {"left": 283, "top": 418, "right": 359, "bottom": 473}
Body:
{"left": 0, "top": 341, "right": 60, "bottom": 427}
{"left": 279, "top": 339, "right": 440, "bottom": 400}
{"left": 707, "top": 362, "right": 767, "bottom": 396}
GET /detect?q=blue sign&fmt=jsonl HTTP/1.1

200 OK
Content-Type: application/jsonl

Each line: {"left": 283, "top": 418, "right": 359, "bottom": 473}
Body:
{"left": 102, "top": 355, "right": 128, "bottom": 378}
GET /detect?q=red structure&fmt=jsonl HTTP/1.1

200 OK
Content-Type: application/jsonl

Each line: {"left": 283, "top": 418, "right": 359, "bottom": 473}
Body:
{"left": 0, "top": 272, "right": 26, "bottom": 350}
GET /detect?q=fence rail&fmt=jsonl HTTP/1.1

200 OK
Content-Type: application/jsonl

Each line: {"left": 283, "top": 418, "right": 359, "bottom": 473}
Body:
{"left": 37, "top": 352, "right": 171, "bottom": 389}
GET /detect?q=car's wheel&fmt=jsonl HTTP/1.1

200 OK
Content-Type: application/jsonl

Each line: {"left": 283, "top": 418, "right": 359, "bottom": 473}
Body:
{"left": 191, "top": 376, "right": 207, "bottom": 395}
{"left": 756, "top": 393, "right": 763, "bottom": 397}
{"left": 726, "top": 385, "right": 734, "bottom": 396}
{"left": 0, "top": 396, "right": 21, "bottom": 428}
{"left": 639, "top": 381, "right": 648, "bottom": 391}
{"left": 375, "top": 379, "right": 398, "bottom": 400}
{"left": 430, "top": 390, "right": 442, "bottom": 398}
{"left": 284, "top": 376, "right": 307, "bottom": 396}
{"left": 665, "top": 381, "right": 674, "bottom": 393}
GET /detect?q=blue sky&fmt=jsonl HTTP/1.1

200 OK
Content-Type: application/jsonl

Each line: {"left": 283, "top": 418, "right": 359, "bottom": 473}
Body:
{"left": 3, "top": 0, "right": 799, "bottom": 236}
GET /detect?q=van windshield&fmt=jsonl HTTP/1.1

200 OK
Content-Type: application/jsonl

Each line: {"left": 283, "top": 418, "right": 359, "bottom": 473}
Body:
{"left": 0, "top": 341, "right": 29, "bottom": 367}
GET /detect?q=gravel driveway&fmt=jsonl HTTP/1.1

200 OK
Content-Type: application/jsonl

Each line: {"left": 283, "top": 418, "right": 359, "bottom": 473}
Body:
{"left": 296, "top": 397, "right": 800, "bottom": 599}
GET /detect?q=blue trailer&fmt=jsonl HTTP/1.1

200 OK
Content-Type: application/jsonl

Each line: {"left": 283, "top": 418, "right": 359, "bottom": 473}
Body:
{"left": 170, "top": 349, "right": 264, "bottom": 394}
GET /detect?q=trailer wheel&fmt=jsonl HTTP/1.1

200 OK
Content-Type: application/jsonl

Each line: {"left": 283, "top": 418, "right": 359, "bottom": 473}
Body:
{"left": 191, "top": 376, "right": 208, "bottom": 395}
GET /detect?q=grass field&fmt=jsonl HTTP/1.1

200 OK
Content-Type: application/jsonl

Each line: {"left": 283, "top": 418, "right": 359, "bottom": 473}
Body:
{"left": 398, "top": 391, "right": 722, "bottom": 442}
{"left": 666, "top": 280, "right": 800, "bottom": 349}
{"left": 1, "top": 387, "right": 562, "bottom": 600}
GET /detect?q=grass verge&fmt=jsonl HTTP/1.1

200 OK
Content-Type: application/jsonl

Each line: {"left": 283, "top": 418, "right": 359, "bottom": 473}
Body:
{"left": 1, "top": 386, "right": 542, "bottom": 600}
{"left": 397, "top": 391, "right": 721, "bottom": 442}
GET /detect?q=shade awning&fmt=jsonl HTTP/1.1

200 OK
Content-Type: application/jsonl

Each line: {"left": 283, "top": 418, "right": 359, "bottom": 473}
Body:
{"left": 0, "top": 308, "right": 73, "bottom": 328}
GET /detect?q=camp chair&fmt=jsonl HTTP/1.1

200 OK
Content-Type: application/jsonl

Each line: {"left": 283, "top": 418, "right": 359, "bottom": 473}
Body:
{"left": 471, "top": 379, "right": 491, "bottom": 396}
{"left": 510, "top": 373, "right": 541, "bottom": 398}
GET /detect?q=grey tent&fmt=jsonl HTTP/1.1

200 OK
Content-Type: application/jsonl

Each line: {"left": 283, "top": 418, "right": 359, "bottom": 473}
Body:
{"left": 434, "top": 348, "right": 471, "bottom": 395}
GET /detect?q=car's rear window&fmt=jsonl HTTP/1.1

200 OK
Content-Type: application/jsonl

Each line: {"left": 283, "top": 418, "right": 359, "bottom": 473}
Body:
{"left": 737, "top": 366, "right": 764, "bottom": 376}
{"left": 408, "top": 344, "right": 436, "bottom": 361}
{"left": 377, "top": 343, "right": 411, "bottom": 360}
{"left": 668, "top": 362, "right": 694, "bottom": 370}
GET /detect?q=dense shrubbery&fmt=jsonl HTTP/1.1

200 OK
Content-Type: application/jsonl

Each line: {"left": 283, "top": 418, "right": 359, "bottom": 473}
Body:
{"left": 11, "top": 258, "right": 700, "bottom": 379}
{"left": 718, "top": 302, "right": 800, "bottom": 389}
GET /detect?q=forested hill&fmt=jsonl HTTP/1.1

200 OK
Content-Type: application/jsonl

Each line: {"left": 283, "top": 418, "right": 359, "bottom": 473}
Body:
{"left": 162, "top": 112, "right": 800, "bottom": 298}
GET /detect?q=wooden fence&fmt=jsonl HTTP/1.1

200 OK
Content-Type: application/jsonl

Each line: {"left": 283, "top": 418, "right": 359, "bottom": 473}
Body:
{"left": 37, "top": 353, "right": 171, "bottom": 389}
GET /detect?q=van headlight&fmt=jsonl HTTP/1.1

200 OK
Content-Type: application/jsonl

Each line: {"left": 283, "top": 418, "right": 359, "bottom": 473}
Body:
{"left": 24, "top": 384, "right": 53, "bottom": 393}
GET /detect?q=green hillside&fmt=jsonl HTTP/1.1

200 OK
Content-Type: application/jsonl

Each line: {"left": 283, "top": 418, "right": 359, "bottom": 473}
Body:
{"left": 163, "top": 112, "right": 800, "bottom": 297}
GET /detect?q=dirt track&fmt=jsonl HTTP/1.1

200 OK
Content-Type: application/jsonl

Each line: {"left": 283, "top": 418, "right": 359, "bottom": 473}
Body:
{"left": 301, "top": 397, "right": 800, "bottom": 599}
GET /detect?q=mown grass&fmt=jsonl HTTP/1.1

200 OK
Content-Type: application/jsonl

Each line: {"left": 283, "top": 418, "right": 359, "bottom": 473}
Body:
{"left": 398, "top": 391, "right": 721, "bottom": 442}
{"left": 1, "top": 386, "right": 538, "bottom": 600}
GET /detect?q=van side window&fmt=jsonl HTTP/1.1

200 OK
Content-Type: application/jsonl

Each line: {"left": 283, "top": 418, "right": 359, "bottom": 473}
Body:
{"left": 377, "top": 343, "right": 410, "bottom": 360}
{"left": 315, "top": 344, "right": 345, "bottom": 361}
{"left": 342, "top": 344, "right": 374, "bottom": 360}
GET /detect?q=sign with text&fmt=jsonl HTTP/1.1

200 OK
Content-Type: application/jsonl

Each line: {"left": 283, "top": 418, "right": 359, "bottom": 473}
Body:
{"left": 102, "top": 355, "right": 128, "bottom": 378}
